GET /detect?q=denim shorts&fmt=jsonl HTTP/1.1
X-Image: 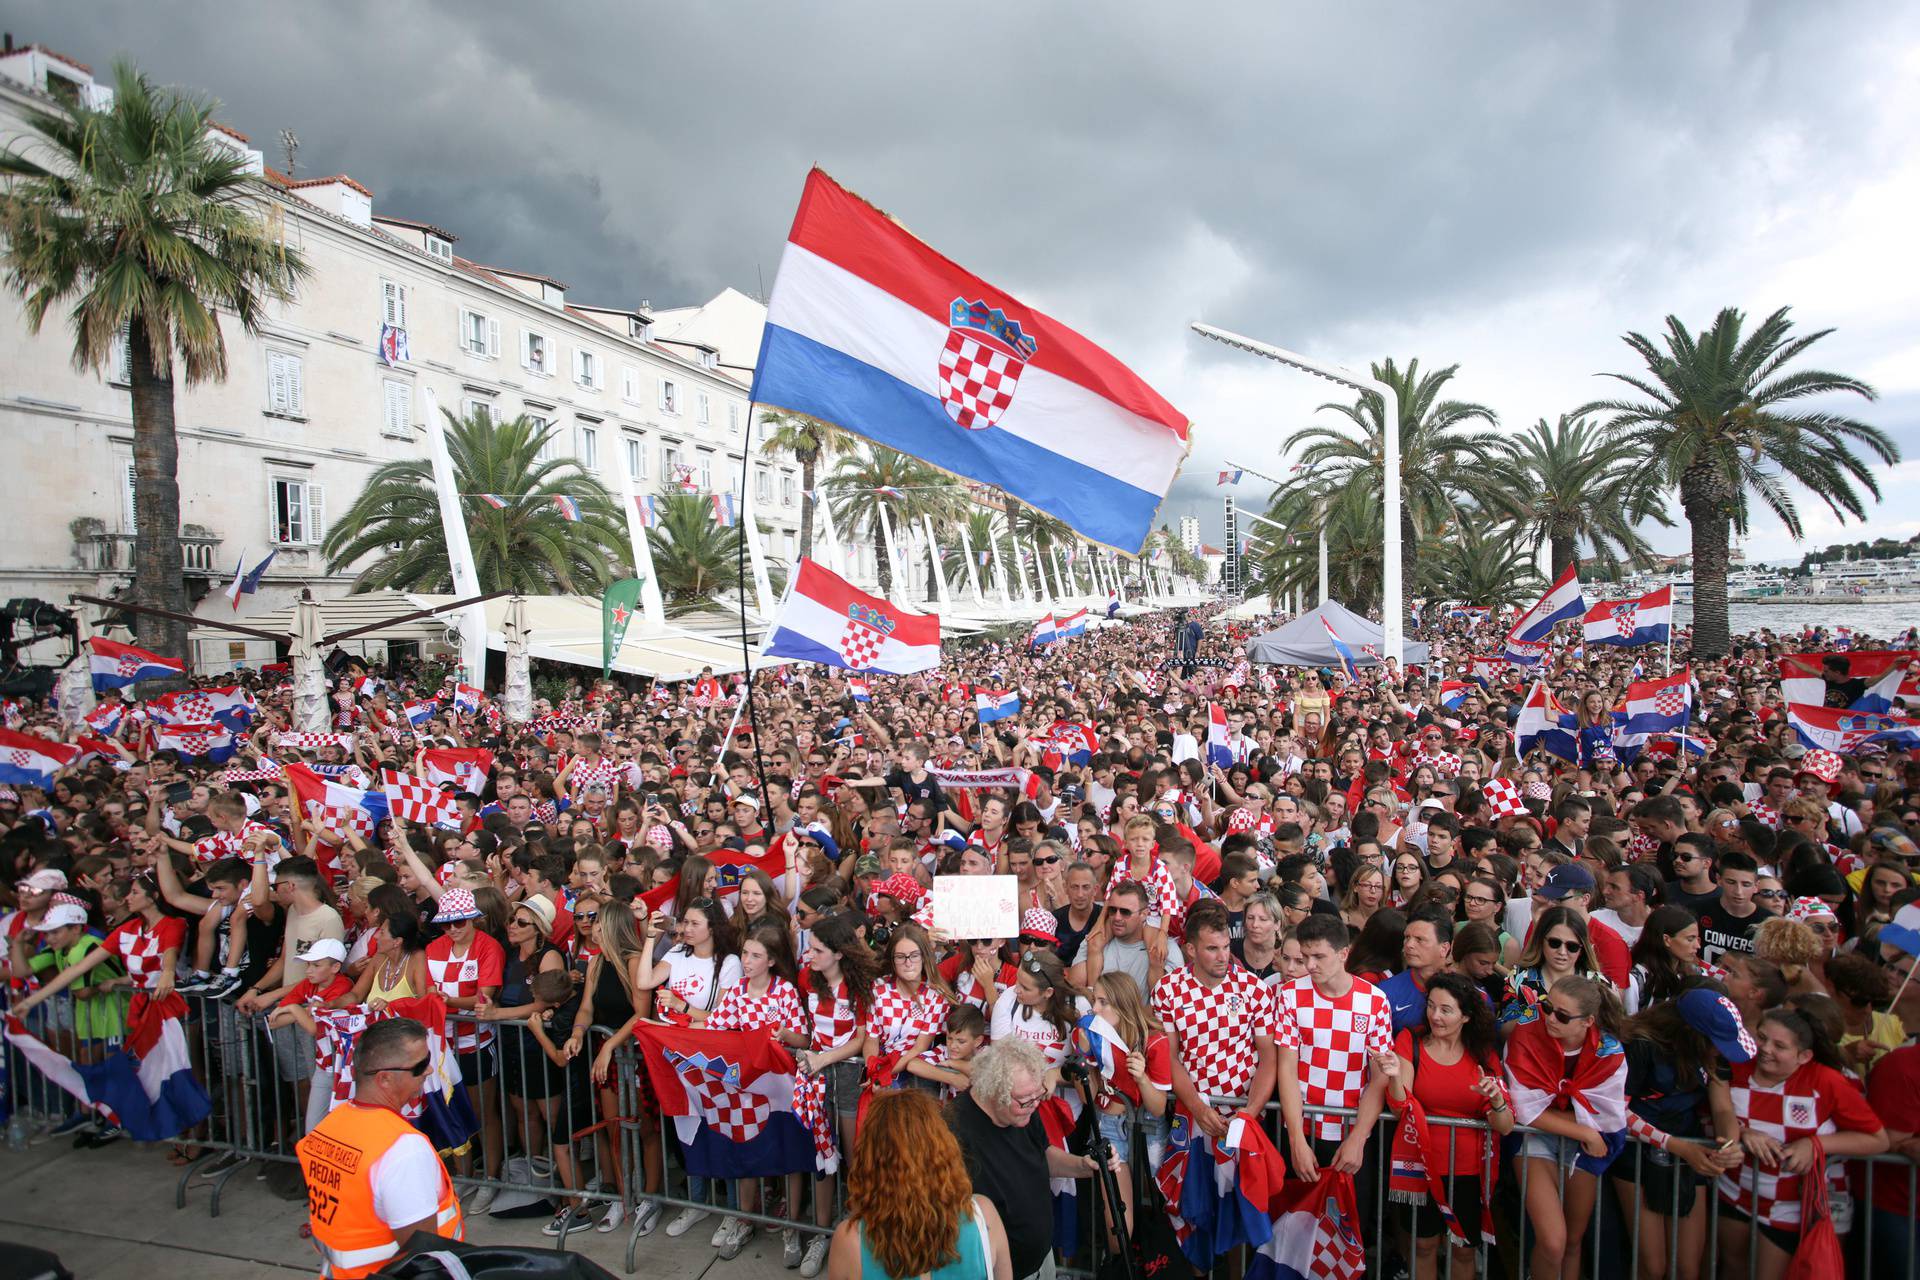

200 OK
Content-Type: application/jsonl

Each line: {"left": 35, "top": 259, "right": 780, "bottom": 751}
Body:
{"left": 270, "top": 1021, "right": 316, "bottom": 1082}
{"left": 1519, "top": 1130, "right": 1584, "bottom": 1171}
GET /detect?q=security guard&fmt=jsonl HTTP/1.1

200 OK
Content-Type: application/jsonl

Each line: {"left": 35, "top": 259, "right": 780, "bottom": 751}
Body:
{"left": 298, "top": 1017, "right": 464, "bottom": 1278}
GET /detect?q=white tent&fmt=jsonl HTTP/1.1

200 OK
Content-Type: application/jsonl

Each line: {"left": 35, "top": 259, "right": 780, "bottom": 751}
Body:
{"left": 1243, "top": 599, "right": 1430, "bottom": 667}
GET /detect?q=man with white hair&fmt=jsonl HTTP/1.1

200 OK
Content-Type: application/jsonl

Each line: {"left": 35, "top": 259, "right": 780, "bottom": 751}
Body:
{"left": 946, "top": 1038, "right": 1108, "bottom": 1280}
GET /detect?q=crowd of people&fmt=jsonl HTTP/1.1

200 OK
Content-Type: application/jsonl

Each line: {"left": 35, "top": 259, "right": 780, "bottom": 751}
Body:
{"left": 4, "top": 600, "right": 1920, "bottom": 1280}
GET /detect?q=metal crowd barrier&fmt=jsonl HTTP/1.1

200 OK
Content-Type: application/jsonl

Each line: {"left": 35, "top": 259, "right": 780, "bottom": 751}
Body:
{"left": 8, "top": 992, "right": 1920, "bottom": 1279}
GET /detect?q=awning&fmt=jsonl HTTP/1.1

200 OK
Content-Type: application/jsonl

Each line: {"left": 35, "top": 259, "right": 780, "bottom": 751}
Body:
{"left": 187, "top": 590, "right": 447, "bottom": 644}
{"left": 404, "top": 594, "right": 788, "bottom": 682}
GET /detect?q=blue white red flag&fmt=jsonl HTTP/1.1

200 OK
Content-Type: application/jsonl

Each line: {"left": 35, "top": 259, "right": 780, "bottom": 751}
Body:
{"left": 632, "top": 1024, "right": 823, "bottom": 1177}
{"left": 403, "top": 698, "right": 438, "bottom": 728}
{"left": 710, "top": 492, "right": 737, "bottom": 527}
{"left": 1438, "top": 680, "right": 1470, "bottom": 711}
{"left": 847, "top": 677, "right": 871, "bottom": 703}
{"left": 1039, "top": 719, "right": 1098, "bottom": 766}
{"left": 1778, "top": 650, "right": 1920, "bottom": 707}
{"left": 1469, "top": 656, "right": 1504, "bottom": 685}
{"left": 1031, "top": 614, "right": 1059, "bottom": 646}
{"left": 754, "top": 170, "right": 1190, "bottom": 553}
{"left": 1508, "top": 563, "right": 1586, "bottom": 644}
{"left": 1106, "top": 590, "right": 1120, "bottom": 618}
{"left": 1207, "top": 703, "right": 1234, "bottom": 769}
{"left": 1218, "top": 469, "right": 1243, "bottom": 485}
{"left": 765, "top": 558, "right": 942, "bottom": 674}
{"left": 452, "top": 683, "right": 483, "bottom": 716}
{"left": 223, "top": 547, "right": 277, "bottom": 610}
{"left": 1880, "top": 903, "right": 1920, "bottom": 958}
{"left": 1516, "top": 681, "right": 1578, "bottom": 762}
{"left": 1056, "top": 608, "right": 1088, "bottom": 638}
{"left": 286, "top": 762, "right": 390, "bottom": 840}
{"left": 380, "top": 768, "right": 462, "bottom": 829}
{"left": 149, "top": 722, "right": 238, "bottom": 764}
{"left": 147, "top": 685, "right": 256, "bottom": 731}
{"left": 84, "top": 700, "right": 124, "bottom": 736}
{"left": 1158, "top": 1110, "right": 1290, "bottom": 1269}
{"left": 975, "top": 689, "right": 1021, "bottom": 723}
{"left": 1447, "top": 605, "right": 1491, "bottom": 625}
{"left": 552, "top": 494, "right": 582, "bottom": 522}
{"left": 1852, "top": 662, "right": 1915, "bottom": 715}
{"left": 1619, "top": 669, "right": 1693, "bottom": 734}
{"left": 88, "top": 637, "right": 184, "bottom": 691}
{"left": 378, "top": 322, "right": 410, "bottom": 366}
{"left": 1786, "top": 703, "right": 1920, "bottom": 755}
{"left": 0, "top": 728, "right": 79, "bottom": 789}
{"left": 4, "top": 992, "right": 210, "bottom": 1142}
{"left": 633, "top": 493, "right": 661, "bottom": 528}
{"left": 1247, "top": 1170, "right": 1368, "bottom": 1280}
{"left": 1503, "top": 637, "right": 1550, "bottom": 669}
{"left": 1581, "top": 585, "right": 1671, "bottom": 648}
{"left": 420, "top": 747, "right": 493, "bottom": 792}
{"left": 1073, "top": 1012, "right": 1130, "bottom": 1079}
{"left": 478, "top": 493, "right": 509, "bottom": 509}
{"left": 311, "top": 994, "right": 478, "bottom": 1153}
{"left": 1321, "top": 617, "right": 1358, "bottom": 682}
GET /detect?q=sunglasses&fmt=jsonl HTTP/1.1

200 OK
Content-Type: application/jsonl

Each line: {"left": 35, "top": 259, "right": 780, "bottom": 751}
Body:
{"left": 1755, "top": 889, "right": 1787, "bottom": 900}
{"left": 1544, "top": 1004, "right": 1587, "bottom": 1024}
{"left": 576, "top": 911, "right": 599, "bottom": 922}
{"left": 1544, "top": 936, "right": 1582, "bottom": 953}
{"left": 380, "top": 1054, "right": 432, "bottom": 1078}
{"left": 1032, "top": 855, "right": 1060, "bottom": 866}
{"left": 1106, "top": 906, "right": 1136, "bottom": 918}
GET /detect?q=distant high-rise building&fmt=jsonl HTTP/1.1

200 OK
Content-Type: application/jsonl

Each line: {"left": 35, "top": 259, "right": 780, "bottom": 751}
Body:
{"left": 1178, "top": 516, "right": 1200, "bottom": 552}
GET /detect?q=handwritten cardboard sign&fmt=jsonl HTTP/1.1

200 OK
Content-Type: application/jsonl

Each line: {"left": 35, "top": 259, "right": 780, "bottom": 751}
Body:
{"left": 930, "top": 874, "right": 1020, "bottom": 940}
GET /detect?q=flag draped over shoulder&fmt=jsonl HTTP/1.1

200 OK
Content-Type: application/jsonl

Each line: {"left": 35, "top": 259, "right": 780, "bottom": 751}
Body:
{"left": 632, "top": 1024, "right": 825, "bottom": 1177}
{"left": 1503, "top": 1015, "right": 1628, "bottom": 1175}
{"left": 4, "top": 992, "right": 210, "bottom": 1141}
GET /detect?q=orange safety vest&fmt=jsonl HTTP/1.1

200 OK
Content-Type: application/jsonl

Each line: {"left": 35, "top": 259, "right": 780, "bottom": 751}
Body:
{"left": 297, "top": 1101, "right": 464, "bottom": 1279}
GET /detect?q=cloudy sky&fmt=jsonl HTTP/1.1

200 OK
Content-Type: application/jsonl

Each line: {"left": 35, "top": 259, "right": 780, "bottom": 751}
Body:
{"left": 10, "top": 1, "right": 1918, "bottom": 562}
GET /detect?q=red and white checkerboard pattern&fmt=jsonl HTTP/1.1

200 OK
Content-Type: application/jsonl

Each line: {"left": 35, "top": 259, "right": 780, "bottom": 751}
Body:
{"left": 865, "top": 978, "right": 951, "bottom": 1057}
{"left": 1152, "top": 966, "right": 1274, "bottom": 1103}
{"left": 1481, "top": 777, "right": 1528, "bottom": 820}
{"left": 808, "top": 979, "right": 863, "bottom": 1052}
{"left": 277, "top": 732, "right": 352, "bottom": 754}
{"left": 1272, "top": 975, "right": 1393, "bottom": 1140}
{"left": 192, "top": 820, "right": 282, "bottom": 865}
{"left": 105, "top": 915, "right": 187, "bottom": 991}
{"left": 1106, "top": 855, "right": 1187, "bottom": 931}
{"left": 839, "top": 619, "right": 883, "bottom": 669}
{"left": 1799, "top": 749, "right": 1843, "bottom": 784}
{"left": 426, "top": 933, "right": 505, "bottom": 1051}
{"left": 305, "top": 798, "right": 373, "bottom": 842}
{"left": 380, "top": 769, "right": 460, "bottom": 829}
{"left": 1652, "top": 686, "right": 1688, "bottom": 718}
{"left": 570, "top": 755, "right": 623, "bottom": 794}
{"left": 1409, "top": 749, "right": 1461, "bottom": 779}
{"left": 708, "top": 976, "right": 808, "bottom": 1036}
{"left": 1748, "top": 800, "right": 1782, "bottom": 831}
{"left": 675, "top": 1061, "right": 774, "bottom": 1142}
{"left": 1612, "top": 604, "right": 1639, "bottom": 639}
{"left": 1719, "top": 1059, "right": 1878, "bottom": 1228}
{"left": 938, "top": 331, "right": 1026, "bottom": 430}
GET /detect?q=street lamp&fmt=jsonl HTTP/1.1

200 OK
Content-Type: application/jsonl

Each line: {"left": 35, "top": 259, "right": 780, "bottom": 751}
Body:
{"left": 1195, "top": 324, "right": 1403, "bottom": 668}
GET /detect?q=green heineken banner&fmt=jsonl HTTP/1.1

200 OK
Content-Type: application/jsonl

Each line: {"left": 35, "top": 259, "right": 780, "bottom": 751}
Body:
{"left": 602, "top": 578, "right": 644, "bottom": 677}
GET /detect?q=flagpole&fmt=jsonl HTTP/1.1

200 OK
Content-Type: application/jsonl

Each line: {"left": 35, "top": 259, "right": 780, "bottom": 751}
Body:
{"left": 735, "top": 406, "right": 774, "bottom": 808}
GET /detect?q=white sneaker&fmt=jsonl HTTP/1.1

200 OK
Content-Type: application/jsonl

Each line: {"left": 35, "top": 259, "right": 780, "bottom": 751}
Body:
{"left": 664, "top": 1206, "right": 711, "bottom": 1238}
{"left": 597, "top": 1199, "right": 626, "bottom": 1234}
{"left": 783, "top": 1230, "right": 804, "bottom": 1270}
{"left": 466, "top": 1185, "right": 498, "bottom": 1215}
{"left": 799, "top": 1234, "right": 830, "bottom": 1278}
{"left": 632, "top": 1199, "right": 663, "bottom": 1237}
{"left": 719, "top": 1219, "right": 756, "bottom": 1261}
{"left": 712, "top": 1215, "right": 739, "bottom": 1248}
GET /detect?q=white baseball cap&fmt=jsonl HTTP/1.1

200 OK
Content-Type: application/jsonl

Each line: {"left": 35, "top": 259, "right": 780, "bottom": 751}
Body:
{"left": 35, "top": 903, "right": 89, "bottom": 931}
{"left": 303, "top": 938, "right": 348, "bottom": 965}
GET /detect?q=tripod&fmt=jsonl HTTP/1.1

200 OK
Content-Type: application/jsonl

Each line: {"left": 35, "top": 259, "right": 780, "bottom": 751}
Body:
{"left": 1062, "top": 1056, "right": 1135, "bottom": 1280}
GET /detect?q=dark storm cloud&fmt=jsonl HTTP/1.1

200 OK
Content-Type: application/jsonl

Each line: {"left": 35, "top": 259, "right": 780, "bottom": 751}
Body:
{"left": 6, "top": 0, "right": 1915, "bottom": 553}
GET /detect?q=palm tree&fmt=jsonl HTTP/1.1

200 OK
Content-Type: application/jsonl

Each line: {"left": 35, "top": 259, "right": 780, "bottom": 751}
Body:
{"left": 1482, "top": 415, "right": 1667, "bottom": 577}
{"left": 1585, "top": 307, "right": 1893, "bottom": 656}
{"left": 322, "top": 411, "right": 626, "bottom": 593}
{"left": 758, "top": 409, "right": 854, "bottom": 561}
{"left": 645, "top": 493, "right": 785, "bottom": 615}
{"left": 1422, "top": 520, "right": 1543, "bottom": 613}
{"left": 0, "top": 62, "right": 309, "bottom": 660}
{"left": 1246, "top": 481, "right": 1384, "bottom": 611}
{"left": 1280, "top": 358, "right": 1501, "bottom": 593}
{"left": 827, "top": 448, "right": 962, "bottom": 595}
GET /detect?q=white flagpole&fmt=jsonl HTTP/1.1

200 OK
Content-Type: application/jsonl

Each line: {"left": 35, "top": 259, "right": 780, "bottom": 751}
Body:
{"left": 422, "top": 390, "right": 489, "bottom": 685}
{"left": 619, "top": 471, "right": 668, "bottom": 631}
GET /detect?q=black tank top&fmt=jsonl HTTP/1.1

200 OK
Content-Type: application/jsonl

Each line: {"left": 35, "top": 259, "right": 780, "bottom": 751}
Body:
{"left": 591, "top": 956, "right": 635, "bottom": 1029}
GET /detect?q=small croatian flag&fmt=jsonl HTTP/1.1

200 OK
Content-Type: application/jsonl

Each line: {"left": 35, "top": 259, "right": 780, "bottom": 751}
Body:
{"left": 634, "top": 494, "right": 661, "bottom": 528}
{"left": 552, "top": 495, "right": 582, "bottom": 522}
{"left": 478, "top": 494, "right": 509, "bottom": 509}
{"left": 710, "top": 492, "right": 737, "bottom": 528}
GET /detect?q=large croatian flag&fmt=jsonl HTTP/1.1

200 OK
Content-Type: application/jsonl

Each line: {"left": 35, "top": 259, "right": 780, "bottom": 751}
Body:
{"left": 4, "top": 992, "right": 211, "bottom": 1141}
{"left": 1618, "top": 669, "right": 1693, "bottom": 734}
{"left": 753, "top": 170, "right": 1190, "bottom": 553}
{"left": 1786, "top": 703, "right": 1920, "bottom": 755}
{"left": 0, "top": 728, "right": 80, "bottom": 789}
{"left": 1508, "top": 563, "right": 1587, "bottom": 644}
{"left": 1581, "top": 585, "right": 1672, "bottom": 648}
{"left": 1778, "top": 650, "right": 1920, "bottom": 707}
{"left": 147, "top": 685, "right": 256, "bottom": 731}
{"left": 767, "top": 558, "right": 941, "bottom": 674}
{"left": 286, "top": 762, "right": 390, "bottom": 839}
{"left": 1515, "top": 681, "right": 1577, "bottom": 762}
{"left": 1056, "top": 608, "right": 1089, "bottom": 639}
{"left": 420, "top": 747, "right": 494, "bottom": 792}
{"left": 633, "top": 1024, "right": 820, "bottom": 1177}
{"left": 88, "top": 637, "right": 185, "bottom": 690}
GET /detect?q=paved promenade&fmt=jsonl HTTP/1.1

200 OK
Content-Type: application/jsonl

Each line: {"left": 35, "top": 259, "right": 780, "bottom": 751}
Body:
{"left": 0, "top": 1134, "right": 792, "bottom": 1278}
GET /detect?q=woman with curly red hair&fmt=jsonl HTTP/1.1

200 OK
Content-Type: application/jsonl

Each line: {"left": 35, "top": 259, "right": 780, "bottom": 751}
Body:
{"left": 826, "top": 1089, "right": 1011, "bottom": 1280}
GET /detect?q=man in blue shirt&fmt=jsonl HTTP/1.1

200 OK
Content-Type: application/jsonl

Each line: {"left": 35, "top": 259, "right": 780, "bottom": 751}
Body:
{"left": 1377, "top": 910, "right": 1454, "bottom": 1035}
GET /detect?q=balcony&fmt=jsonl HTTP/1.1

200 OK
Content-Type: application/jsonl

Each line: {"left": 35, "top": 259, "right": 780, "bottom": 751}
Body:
{"left": 74, "top": 522, "right": 226, "bottom": 575}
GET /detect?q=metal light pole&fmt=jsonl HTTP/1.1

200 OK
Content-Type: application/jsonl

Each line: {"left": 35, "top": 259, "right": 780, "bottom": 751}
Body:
{"left": 1202, "top": 326, "right": 1402, "bottom": 667}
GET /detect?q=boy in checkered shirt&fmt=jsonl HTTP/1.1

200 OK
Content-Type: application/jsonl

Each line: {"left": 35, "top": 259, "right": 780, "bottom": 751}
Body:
{"left": 1273, "top": 913, "right": 1393, "bottom": 1179}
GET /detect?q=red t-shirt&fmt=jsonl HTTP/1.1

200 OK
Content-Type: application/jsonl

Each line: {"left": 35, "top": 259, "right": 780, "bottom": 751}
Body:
{"left": 1393, "top": 1029, "right": 1503, "bottom": 1175}
{"left": 1866, "top": 1045, "right": 1920, "bottom": 1217}
{"left": 1585, "top": 917, "right": 1631, "bottom": 988}
{"left": 278, "top": 973, "right": 354, "bottom": 1008}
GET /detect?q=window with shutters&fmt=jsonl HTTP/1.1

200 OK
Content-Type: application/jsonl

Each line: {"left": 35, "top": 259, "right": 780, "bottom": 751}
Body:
{"left": 729, "top": 402, "right": 741, "bottom": 435}
{"left": 122, "top": 461, "right": 138, "bottom": 532}
{"left": 659, "top": 380, "right": 678, "bottom": 414}
{"left": 380, "top": 278, "right": 408, "bottom": 328}
{"left": 781, "top": 474, "right": 796, "bottom": 507}
{"left": 579, "top": 425, "right": 599, "bottom": 472}
{"left": 575, "top": 348, "right": 603, "bottom": 391}
{"left": 426, "top": 234, "right": 453, "bottom": 264}
{"left": 270, "top": 478, "right": 325, "bottom": 546}
{"left": 523, "top": 330, "right": 550, "bottom": 376}
{"left": 461, "top": 308, "right": 498, "bottom": 359}
{"left": 528, "top": 413, "right": 555, "bottom": 461}
{"left": 108, "top": 325, "right": 133, "bottom": 386}
{"left": 463, "top": 397, "right": 495, "bottom": 427}
{"left": 663, "top": 445, "right": 683, "bottom": 487}
{"left": 697, "top": 391, "right": 711, "bottom": 425}
{"left": 625, "top": 436, "right": 645, "bottom": 480}
{"left": 621, "top": 366, "right": 640, "bottom": 403}
{"left": 265, "top": 349, "right": 305, "bottom": 417}
{"left": 381, "top": 379, "right": 412, "bottom": 438}
{"left": 755, "top": 469, "right": 771, "bottom": 502}
{"left": 696, "top": 451, "right": 714, "bottom": 491}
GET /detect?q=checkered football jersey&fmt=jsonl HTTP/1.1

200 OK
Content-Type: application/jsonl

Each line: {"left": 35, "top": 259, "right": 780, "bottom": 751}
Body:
{"left": 1107, "top": 854, "right": 1186, "bottom": 931}
{"left": 865, "top": 977, "right": 951, "bottom": 1058}
{"left": 1272, "top": 975, "right": 1394, "bottom": 1140}
{"left": 1151, "top": 965, "right": 1274, "bottom": 1106}
{"left": 425, "top": 931, "right": 506, "bottom": 1051}
{"left": 192, "top": 820, "right": 282, "bottom": 865}
{"left": 104, "top": 914, "right": 187, "bottom": 990}
{"left": 807, "top": 977, "right": 864, "bottom": 1053}
{"left": 708, "top": 975, "right": 808, "bottom": 1036}
{"left": 570, "top": 755, "right": 623, "bottom": 795}
{"left": 1718, "top": 1059, "right": 1881, "bottom": 1228}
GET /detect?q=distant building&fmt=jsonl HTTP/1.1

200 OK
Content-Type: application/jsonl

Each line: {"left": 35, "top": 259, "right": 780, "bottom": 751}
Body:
{"left": 1198, "top": 544, "right": 1225, "bottom": 585}
{"left": 1179, "top": 516, "right": 1201, "bottom": 553}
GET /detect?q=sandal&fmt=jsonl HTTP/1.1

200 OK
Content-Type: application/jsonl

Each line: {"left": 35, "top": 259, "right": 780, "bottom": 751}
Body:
{"left": 166, "top": 1144, "right": 204, "bottom": 1166}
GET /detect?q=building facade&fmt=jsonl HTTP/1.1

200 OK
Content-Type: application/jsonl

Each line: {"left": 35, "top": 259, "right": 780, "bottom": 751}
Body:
{"left": 1178, "top": 516, "right": 1201, "bottom": 553}
{"left": 0, "top": 43, "right": 818, "bottom": 665}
